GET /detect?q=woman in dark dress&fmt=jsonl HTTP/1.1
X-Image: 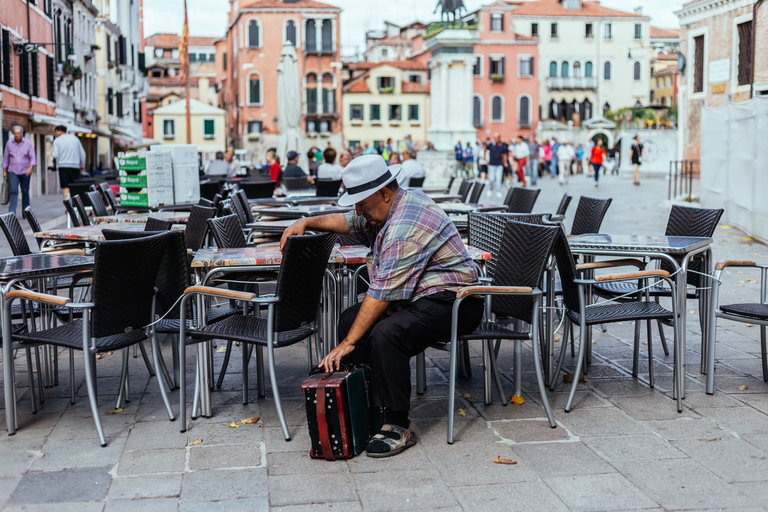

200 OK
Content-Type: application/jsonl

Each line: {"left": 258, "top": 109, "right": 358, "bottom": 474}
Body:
{"left": 631, "top": 134, "right": 648, "bottom": 186}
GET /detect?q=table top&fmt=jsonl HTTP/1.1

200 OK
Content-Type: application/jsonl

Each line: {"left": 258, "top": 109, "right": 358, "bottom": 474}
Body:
{"left": 249, "top": 219, "right": 299, "bottom": 234}
{"left": 256, "top": 205, "right": 351, "bottom": 219}
{"left": 95, "top": 211, "right": 190, "bottom": 224}
{"left": 0, "top": 253, "right": 94, "bottom": 280}
{"left": 250, "top": 196, "right": 339, "bottom": 208}
{"left": 427, "top": 193, "right": 462, "bottom": 203}
{"left": 568, "top": 234, "right": 713, "bottom": 255}
{"left": 439, "top": 203, "right": 507, "bottom": 214}
{"left": 36, "top": 223, "right": 183, "bottom": 242}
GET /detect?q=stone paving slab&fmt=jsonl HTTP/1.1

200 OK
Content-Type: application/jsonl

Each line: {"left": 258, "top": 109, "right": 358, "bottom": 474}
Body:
{"left": 3, "top": 176, "right": 768, "bottom": 510}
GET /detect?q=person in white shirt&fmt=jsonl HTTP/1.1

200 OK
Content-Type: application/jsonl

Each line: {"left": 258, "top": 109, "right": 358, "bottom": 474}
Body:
{"left": 317, "top": 147, "right": 343, "bottom": 180}
{"left": 396, "top": 148, "right": 426, "bottom": 186}
{"left": 557, "top": 142, "right": 575, "bottom": 185}
{"left": 511, "top": 135, "right": 530, "bottom": 187}
{"left": 52, "top": 125, "right": 86, "bottom": 199}
{"left": 475, "top": 139, "right": 487, "bottom": 180}
{"left": 225, "top": 149, "right": 241, "bottom": 178}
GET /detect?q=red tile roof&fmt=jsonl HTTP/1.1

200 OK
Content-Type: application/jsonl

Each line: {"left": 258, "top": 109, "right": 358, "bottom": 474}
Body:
{"left": 506, "top": 0, "right": 645, "bottom": 18}
{"left": 343, "top": 74, "right": 370, "bottom": 93}
{"left": 240, "top": 0, "right": 339, "bottom": 9}
{"left": 656, "top": 53, "right": 680, "bottom": 61}
{"left": 145, "top": 33, "right": 217, "bottom": 48}
{"left": 347, "top": 60, "right": 427, "bottom": 71}
{"left": 376, "top": 35, "right": 412, "bottom": 46}
{"left": 650, "top": 26, "right": 680, "bottom": 39}
{"left": 401, "top": 81, "right": 430, "bottom": 93}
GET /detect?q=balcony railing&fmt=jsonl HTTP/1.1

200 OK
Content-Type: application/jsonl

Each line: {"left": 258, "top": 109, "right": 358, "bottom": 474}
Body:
{"left": 547, "top": 77, "right": 597, "bottom": 90}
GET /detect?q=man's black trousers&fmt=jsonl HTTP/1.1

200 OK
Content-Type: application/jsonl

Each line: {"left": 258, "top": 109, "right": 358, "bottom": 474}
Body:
{"left": 338, "top": 291, "right": 484, "bottom": 413}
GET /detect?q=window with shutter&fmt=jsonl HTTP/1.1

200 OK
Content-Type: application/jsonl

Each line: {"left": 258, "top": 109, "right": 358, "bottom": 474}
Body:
{"left": 248, "top": 76, "right": 261, "bottom": 104}
{"left": 490, "top": 14, "right": 503, "bottom": 32}
{"left": 519, "top": 96, "right": 530, "bottom": 127}
{"left": 321, "top": 20, "right": 332, "bottom": 52}
{"left": 305, "top": 20, "right": 316, "bottom": 52}
{"left": 549, "top": 61, "right": 557, "bottom": 77}
{"left": 19, "top": 52, "right": 30, "bottom": 95}
{"left": 119, "top": 36, "right": 126, "bottom": 65}
{"left": 604, "top": 61, "right": 611, "bottom": 81}
{"left": 473, "top": 96, "right": 482, "bottom": 127}
{"left": 561, "top": 61, "right": 569, "bottom": 78}
{"left": 408, "top": 104, "right": 419, "bottom": 121}
{"left": 248, "top": 20, "right": 259, "bottom": 48}
{"left": 31, "top": 52, "right": 39, "bottom": 97}
{"left": 0, "top": 29, "right": 10, "bottom": 87}
{"left": 370, "top": 104, "right": 380, "bottom": 121}
{"left": 350, "top": 104, "right": 363, "bottom": 120}
{"left": 286, "top": 20, "right": 296, "bottom": 45}
{"left": 46, "top": 55, "right": 55, "bottom": 101}
{"left": 585, "top": 61, "right": 593, "bottom": 78}
{"left": 116, "top": 92, "right": 123, "bottom": 117}
{"left": 693, "top": 35, "right": 704, "bottom": 93}
{"left": 163, "top": 119, "right": 175, "bottom": 139}
{"left": 107, "top": 87, "right": 113, "bottom": 115}
{"left": 737, "top": 21, "right": 753, "bottom": 86}
{"left": 203, "top": 119, "right": 215, "bottom": 139}
{"left": 633, "top": 61, "right": 641, "bottom": 81}
{"left": 491, "top": 96, "right": 503, "bottom": 122}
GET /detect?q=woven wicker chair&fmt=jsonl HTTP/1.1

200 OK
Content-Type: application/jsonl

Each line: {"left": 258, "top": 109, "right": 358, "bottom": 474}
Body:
{"left": 408, "top": 176, "right": 425, "bottom": 188}
{"left": 200, "top": 181, "right": 221, "bottom": 201}
{"left": 315, "top": 179, "right": 342, "bottom": 197}
{"left": 283, "top": 176, "right": 311, "bottom": 191}
{"left": 706, "top": 260, "right": 768, "bottom": 394}
{"left": 436, "top": 220, "right": 559, "bottom": 443}
{"left": 10, "top": 232, "right": 172, "bottom": 446}
{"left": 550, "top": 228, "right": 683, "bottom": 413}
{"left": 85, "top": 190, "right": 110, "bottom": 218}
{"left": 468, "top": 181, "right": 485, "bottom": 204}
{"left": 178, "top": 231, "right": 337, "bottom": 439}
{"left": 503, "top": 187, "right": 541, "bottom": 213}
{"left": 570, "top": 196, "right": 612, "bottom": 236}
{"left": 237, "top": 181, "right": 276, "bottom": 199}
{"left": 145, "top": 217, "right": 174, "bottom": 231}
{"left": 63, "top": 198, "right": 81, "bottom": 227}
{"left": 457, "top": 178, "right": 472, "bottom": 202}
{"left": 184, "top": 205, "right": 216, "bottom": 252}
{"left": 556, "top": 194, "right": 573, "bottom": 216}
{"left": 233, "top": 189, "right": 255, "bottom": 224}
{"left": 208, "top": 215, "right": 247, "bottom": 248}
{"left": 74, "top": 195, "right": 92, "bottom": 226}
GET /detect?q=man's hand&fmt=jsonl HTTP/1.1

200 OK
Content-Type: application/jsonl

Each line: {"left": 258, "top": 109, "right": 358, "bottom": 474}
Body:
{"left": 319, "top": 340, "right": 356, "bottom": 372}
{"left": 279, "top": 218, "right": 307, "bottom": 252}
{"left": 25, "top": 167, "right": 33, "bottom": 177}
{"left": 79, "top": 168, "right": 85, "bottom": 174}
{"left": 2, "top": 170, "right": 6, "bottom": 180}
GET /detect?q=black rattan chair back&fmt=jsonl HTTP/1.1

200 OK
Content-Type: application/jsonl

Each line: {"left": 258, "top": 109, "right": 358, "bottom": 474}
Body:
{"left": 283, "top": 177, "right": 311, "bottom": 191}
{"left": 556, "top": 194, "right": 573, "bottom": 216}
{"left": 74, "top": 195, "right": 91, "bottom": 226}
{"left": 457, "top": 178, "right": 472, "bottom": 202}
{"left": 97, "top": 182, "right": 115, "bottom": 211}
{"left": 185, "top": 205, "right": 216, "bottom": 251}
{"left": 274, "top": 231, "right": 337, "bottom": 332}
{"left": 570, "top": 196, "right": 612, "bottom": 236}
{"left": 237, "top": 181, "right": 276, "bottom": 199}
{"left": 234, "top": 189, "right": 255, "bottom": 224}
{"left": 315, "top": 179, "right": 342, "bottom": 197}
{"left": 226, "top": 194, "right": 248, "bottom": 228}
{"left": 145, "top": 217, "right": 174, "bottom": 231}
{"left": 63, "top": 198, "right": 81, "bottom": 227}
{"left": 552, "top": 227, "right": 581, "bottom": 313}
{"left": 408, "top": 176, "right": 425, "bottom": 188}
{"left": 490, "top": 221, "right": 559, "bottom": 324}
{"left": 91, "top": 232, "right": 170, "bottom": 338}
{"left": 468, "top": 212, "right": 552, "bottom": 278}
{"left": 446, "top": 175, "right": 455, "bottom": 193}
{"left": 662, "top": 205, "right": 724, "bottom": 285}
{"left": 103, "top": 229, "right": 189, "bottom": 320}
{"left": 207, "top": 214, "right": 247, "bottom": 248}
{"left": 504, "top": 187, "right": 541, "bottom": 213}
{"left": 468, "top": 181, "right": 485, "bottom": 204}
{"left": 200, "top": 181, "right": 221, "bottom": 201}
{"left": 85, "top": 190, "right": 110, "bottom": 217}
{"left": 198, "top": 197, "right": 214, "bottom": 207}
{"left": 0, "top": 212, "right": 32, "bottom": 256}
{"left": 23, "top": 207, "right": 43, "bottom": 249}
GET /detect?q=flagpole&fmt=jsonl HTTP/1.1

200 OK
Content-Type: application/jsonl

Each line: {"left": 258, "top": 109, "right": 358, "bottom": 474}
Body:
{"left": 183, "top": 0, "right": 191, "bottom": 144}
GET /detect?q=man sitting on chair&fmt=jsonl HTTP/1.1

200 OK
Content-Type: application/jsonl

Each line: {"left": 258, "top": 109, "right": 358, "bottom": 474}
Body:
{"left": 280, "top": 154, "right": 483, "bottom": 458}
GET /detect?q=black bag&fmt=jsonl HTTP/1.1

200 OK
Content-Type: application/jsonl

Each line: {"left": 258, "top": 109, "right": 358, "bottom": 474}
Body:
{"left": 0, "top": 176, "right": 9, "bottom": 205}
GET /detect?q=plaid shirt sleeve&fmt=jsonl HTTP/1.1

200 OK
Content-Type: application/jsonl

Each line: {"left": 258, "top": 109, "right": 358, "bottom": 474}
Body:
{"left": 367, "top": 238, "right": 432, "bottom": 302}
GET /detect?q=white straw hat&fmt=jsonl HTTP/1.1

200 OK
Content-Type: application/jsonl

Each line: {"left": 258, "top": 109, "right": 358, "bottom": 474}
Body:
{"left": 337, "top": 154, "right": 401, "bottom": 207}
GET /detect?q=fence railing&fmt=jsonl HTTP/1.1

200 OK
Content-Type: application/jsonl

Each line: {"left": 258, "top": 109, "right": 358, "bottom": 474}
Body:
{"left": 668, "top": 160, "right": 700, "bottom": 201}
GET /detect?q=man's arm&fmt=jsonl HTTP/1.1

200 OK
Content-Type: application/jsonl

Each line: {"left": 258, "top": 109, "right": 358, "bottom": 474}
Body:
{"left": 319, "top": 295, "right": 389, "bottom": 372}
{"left": 78, "top": 140, "right": 86, "bottom": 170}
{"left": 279, "top": 213, "right": 350, "bottom": 251}
{"left": 26, "top": 143, "right": 37, "bottom": 176}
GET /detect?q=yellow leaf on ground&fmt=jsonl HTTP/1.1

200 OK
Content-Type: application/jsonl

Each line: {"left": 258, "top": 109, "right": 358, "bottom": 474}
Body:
{"left": 746, "top": 280, "right": 758, "bottom": 284}
{"left": 457, "top": 408, "right": 467, "bottom": 417}
{"left": 105, "top": 408, "right": 123, "bottom": 415}
{"left": 739, "top": 385, "right": 749, "bottom": 391}
{"left": 554, "top": 336, "right": 561, "bottom": 342}
{"left": 591, "top": 339, "right": 597, "bottom": 344}
{"left": 746, "top": 324, "right": 755, "bottom": 327}
{"left": 462, "top": 393, "right": 472, "bottom": 399}
{"left": 493, "top": 456, "right": 517, "bottom": 465}
{"left": 189, "top": 438, "right": 203, "bottom": 446}
{"left": 741, "top": 237, "right": 756, "bottom": 242}
{"left": 689, "top": 310, "right": 696, "bottom": 315}
{"left": 720, "top": 225, "right": 734, "bottom": 229}
{"left": 617, "top": 322, "right": 623, "bottom": 325}
{"left": 95, "top": 354, "right": 105, "bottom": 360}
{"left": 216, "top": 347, "right": 227, "bottom": 353}
{"left": 229, "top": 421, "right": 240, "bottom": 428}
{"left": 510, "top": 395, "right": 525, "bottom": 405}
{"left": 107, "top": 351, "right": 114, "bottom": 356}
{"left": 240, "top": 416, "right": 260, "bottom": 424}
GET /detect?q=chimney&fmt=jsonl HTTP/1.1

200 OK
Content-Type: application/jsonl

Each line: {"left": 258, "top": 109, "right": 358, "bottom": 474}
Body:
{"left": 634, "top": 6, "right": 643, "bottom": 15}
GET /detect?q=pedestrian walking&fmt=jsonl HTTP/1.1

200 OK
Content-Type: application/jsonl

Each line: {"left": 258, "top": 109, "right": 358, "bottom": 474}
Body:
{"left": 486, "top": 134, "right": 506, "bottom": 196}
{"left": 476, "top": 139, "right": 488, "bottom": 180}
{"left": 528, "top": 137, "right": 540, "bottom": 186}
{"left": 463, "top": 142, "right": 474, "bottom": 178}
{"left": 542, "top": 140, "right": 552, "bottom": 177}
{"left": 630, "top": 134, "right": 648, "bottom": 186}
{"left": 511, "top": 135, "right": 529, "bottom": 187}
{"left": 454, "top": 140, "right": 465, "bottom": 176}
{"left": 575, "top": 144, "right": 584, "bottom": 174}
{"left": 52, "top": 125, "right": 86, "bottom": 200}
{"left": 2, "top": 126, "right": 37, "bottom": 215}
{"left": 550, "top": 137, "right": 561, "bottom": 179}
{"left": 557, "top": 141, "right": 575, "bottom": 186}
{"left": 590, "top": 139, "right": 606, "bottom": 187}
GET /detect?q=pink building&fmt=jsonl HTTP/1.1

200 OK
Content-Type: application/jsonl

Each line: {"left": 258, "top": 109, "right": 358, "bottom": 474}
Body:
{"left": 412, "top": 2, "right": 539, "bottom": 143}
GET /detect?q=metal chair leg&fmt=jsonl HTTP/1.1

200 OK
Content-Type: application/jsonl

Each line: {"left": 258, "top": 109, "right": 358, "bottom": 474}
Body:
{"left": 69, "top": 349, "right": 76, "bottom": 404}
{"left": 530, "top": 299, "right": 556, "bottom": 427}
{"left": 82, "top": 311, "right": 107, "bottom": 447}
{"left": 486, "top": 339, "right": 507, "bottom": 406}
{"left": 656, "top": 319, "right": 670, "bottom": 356}
{"left": 138, "top": 342, "right": 155, "bottom": 377}
{"left": 34, "top": 347, "right": 44, "bottom": 405}
{"left": 242, "top": 342, "right": 250, "bottom": 405}
{"left": 116, "top": 349, "right": 129, "bottom": 410}
{"left": 152, "top": 331, "right": 175, "bottom": 421}
{"left": 551, "top": 320, "right": 570, "bottom": 390}
{"left": 26, "top": 348, "right": 38, "bottom": 414}
{"left": 647, "top": 320, "right": 655, "bottom": 388}
{"left": 256, "top": 345, "right": 265, "bottom": 399}
{"left": 416, "top": 352, "right": 426, "bottom": 395}
{"left": 216, "top": 341, "right": 233, "bottom": 388}
{"left": 632, "top": 321, "right": 641, "bottom": 378}
{"left": 761, "top": 326, "right": 768, "bottom": 382}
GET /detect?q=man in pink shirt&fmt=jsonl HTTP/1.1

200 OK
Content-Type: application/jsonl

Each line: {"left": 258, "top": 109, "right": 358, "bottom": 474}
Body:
{"left": 2, "top": 126, "right": 37, "bottom": 215}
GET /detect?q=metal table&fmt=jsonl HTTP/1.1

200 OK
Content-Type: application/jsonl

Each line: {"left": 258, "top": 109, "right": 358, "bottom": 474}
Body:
{"left": 427, "top": 193, "right": 462, "bottom": 203}
{"left": 95, "top": 211, "right": 190, "bottom": 224}
{"left": 248, "top": 219, "right": 299, "bottom": 234}
{"left": 568, "top": 234, "right": 714, "bottom": 399}
{"left": 255, "top": 205, "right": 351, "bottom": 219}
{"left": 36, "top": 223, "right": 184, "bottom": 243}
{"left": 0, "top": 253, "right": 94, "bottom": 435}
{"left": 439, "top": 203, "right": 508, "bottom": 215}
{"left": 250, "top": 196, "right": 339, "bottom": 208}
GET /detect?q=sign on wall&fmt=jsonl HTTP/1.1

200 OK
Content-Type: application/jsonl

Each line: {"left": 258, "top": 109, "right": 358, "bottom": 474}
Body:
{"left": 708, "top": 58, "right": 730, "bottom": 83}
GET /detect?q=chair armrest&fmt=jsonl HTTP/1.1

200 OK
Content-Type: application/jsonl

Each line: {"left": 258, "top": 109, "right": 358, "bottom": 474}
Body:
{"left": 457, "top": 285, "right": 534, "bottom": 299}
{"left": 44, "top": 248, "right": 88, "bottom": 256}
{"left": 184, "top": 285, "right": 257, "bottom": 301}
{"left": 577, "top": 258, "right": 646, "bottom": 271}
{"left": 715, "top": 260, "right": 758, "bottom": 271}
{"left": 7, "top": 289, "right": 71, "bottom": 306}
{"left": 594, "top": 269, "right": 670, "bottom": 282}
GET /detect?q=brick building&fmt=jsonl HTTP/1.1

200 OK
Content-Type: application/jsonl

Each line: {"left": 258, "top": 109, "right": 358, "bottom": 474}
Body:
{"left": 677, "top": 0, "right": 768, "bottom": 160}
{"left": 215, "top": 0, "right": 342, "bottom": 158}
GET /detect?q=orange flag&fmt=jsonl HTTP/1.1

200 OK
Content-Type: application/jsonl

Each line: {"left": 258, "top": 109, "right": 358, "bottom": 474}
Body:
{"left": 179, "top": 0, "right": 189, "bottom": 81}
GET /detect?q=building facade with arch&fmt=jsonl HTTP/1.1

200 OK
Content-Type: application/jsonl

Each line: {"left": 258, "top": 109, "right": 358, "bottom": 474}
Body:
{"left": 215, "top": 0, "right": 342, "bottom": 155}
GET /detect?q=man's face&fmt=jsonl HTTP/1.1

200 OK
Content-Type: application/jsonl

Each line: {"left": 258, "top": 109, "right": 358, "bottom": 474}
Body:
{"left": 225, "top": 152, "right": 233, "bottom": 163}
{"left": 54, "top": 129, "right": 64, "bottom": 138}
{"left": 355, "top": 189, "right": 391, "bottom": 226}
{"left": 13, "top": 129, "right": 23, "bottom": 142}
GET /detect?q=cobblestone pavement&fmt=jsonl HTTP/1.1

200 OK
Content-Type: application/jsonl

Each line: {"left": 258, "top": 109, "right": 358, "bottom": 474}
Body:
{"left": 3, "top": 172, "right": 768, "bottom": 511}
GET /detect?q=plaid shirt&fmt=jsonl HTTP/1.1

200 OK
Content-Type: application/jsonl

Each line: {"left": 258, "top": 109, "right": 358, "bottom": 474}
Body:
{"left": 345, "top": 188, "right": 478, "bottom": 303}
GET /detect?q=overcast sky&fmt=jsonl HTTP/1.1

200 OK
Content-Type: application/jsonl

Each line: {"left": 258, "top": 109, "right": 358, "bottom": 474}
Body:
{"left": 144, "top": 0, "right": 684, "bottom": 56}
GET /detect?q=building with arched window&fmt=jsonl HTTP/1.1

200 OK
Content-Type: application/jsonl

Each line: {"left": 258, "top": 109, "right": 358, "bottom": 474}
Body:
{"left": 510, "top": 0, "right": 652, "bottom": 124}
{"left": 215, "top": 0, "right": 342, "bottom": 156}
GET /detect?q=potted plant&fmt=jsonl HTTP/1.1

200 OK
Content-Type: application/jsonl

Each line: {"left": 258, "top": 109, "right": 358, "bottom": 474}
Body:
{"left": 379, "top": 86, "right": 394, "bottom": 94}
{"left": 490, "top": 73, "right": 504, "bottom": 82}
{"left": 91, "top": 44, "right": 101, "bottom": 52}
{"left": 63, "top": 61, "right": 75, "bottom": 75}
{"left": 72, "top": 66, "right": 83, "bottom": 80}
{"left": 108, "top": 60, "right": 116, "bottom": 69}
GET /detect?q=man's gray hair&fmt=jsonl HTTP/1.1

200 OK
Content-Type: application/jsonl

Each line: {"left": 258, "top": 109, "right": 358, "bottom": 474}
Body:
{"left": 12, "top": 125, "right": 24, "bottom": 134}
{"left": 405, "top": 147, "right": 418, "bottom": 159}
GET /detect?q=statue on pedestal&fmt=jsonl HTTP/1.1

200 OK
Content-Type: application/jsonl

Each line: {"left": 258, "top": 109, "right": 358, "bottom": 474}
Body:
{"left": 434, "top": 0, "right": 466, "bottom": 27}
